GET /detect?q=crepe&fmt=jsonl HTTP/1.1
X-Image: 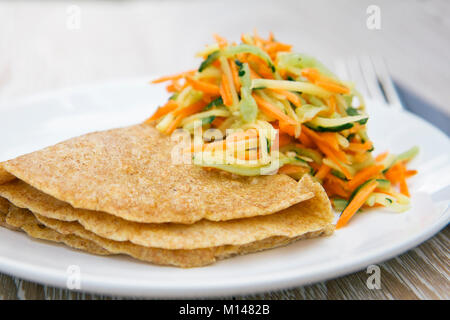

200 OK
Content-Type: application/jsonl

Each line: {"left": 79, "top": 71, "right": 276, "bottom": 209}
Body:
{"left": 0, "top": 196, "right": 17, "bottom": 231}
{"left": 0, "top": 123, "right": 335, "bottom": 267}
{"left": 0, "top": 166, "right": 14, "bottom": 185}
{"left": 0, "top": 196, "right": 9, "bottom": 215}
{"left": 0, "top": 174, "right": 333, "bottom": 249}
{"left": 1, "top": 124, "right": 314, "bottom": 224}
{"left": 5, "top": 205, "right": 109, "bottom": 255}
{"left": 0, "top": 197, "right": 11, "bottom": 230}
{"left": 4, "top": 203, "right": 332, "bottom": 268}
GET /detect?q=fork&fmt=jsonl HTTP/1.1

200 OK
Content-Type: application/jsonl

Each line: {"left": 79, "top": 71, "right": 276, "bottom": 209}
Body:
{"left": 334, "top": 56, "right": 450, "bottom": 203}
{"left": 333, "top": 56, "right": 404, "bottom": 111}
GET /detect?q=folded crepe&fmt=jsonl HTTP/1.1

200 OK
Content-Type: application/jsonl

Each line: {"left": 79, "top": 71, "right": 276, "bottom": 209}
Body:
{"left": 4, "top": 201, "right": 332, "bottom": 268}
{"left": 5, "top": 205, "right": 110, "bottom": 256}
{"left": 0, "top": 124, "right": 335, "bottom": 267}
{"left": 0, "top": 124, "right": 313, "bottom": 224}
{"left": 0, "top": 197, "right": 14, "bottom": 230}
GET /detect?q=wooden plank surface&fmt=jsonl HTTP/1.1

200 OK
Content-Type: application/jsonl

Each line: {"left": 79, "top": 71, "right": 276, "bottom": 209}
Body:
{"left": 0, "top": 0, "right": 449, "bottom": 299}
{"left": 1, "top": 227, "right": 448, "bottom": 300}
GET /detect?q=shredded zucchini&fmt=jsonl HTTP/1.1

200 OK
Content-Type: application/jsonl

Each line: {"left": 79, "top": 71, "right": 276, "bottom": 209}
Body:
{"left": 237, "top": 62, "right": 258, "bottom": 122}
{"left": 251, "top": 79, "right": 332, "bottom": 98}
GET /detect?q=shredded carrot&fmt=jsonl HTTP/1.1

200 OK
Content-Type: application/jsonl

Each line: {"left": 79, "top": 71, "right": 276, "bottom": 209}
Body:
{"left": 227, "top": 129, "right": 258, "bottom": 143}
{"left": 211, "top": 116, "right": 225, "bottom": 127}
{"left": 265, "top": 42, "right": 292, "bottom": 53}
{"left": 146, "top": 100, "right": 178, "bottom": 122}
{"left": 384, "top": 161, "right": 409, "bottom": 197}
{"left": 347, "top": 165, "right": 384, "bottom": 190}
{"left": 151, "top": 70, "right": 195, "bottom": 84}
{"left": 236, "top": 150, "right": 259, "bottom": 161}
{"left": 320, "top": 132, "right": 340, "bottom": 151}
{"left": 325, "top": 95, "right": 337, "bottom": 116}
{"left": 279, "top": 164, "right": 308, "bottom": 175}
{"left": 271, "top": 89, "right": 302, "bottom": 108}
{"left": 325, "top": 173, "right": 348, "bottom": 189}
{"left": 173, "top": 100, "right": 206, "bottom": 117}
{"left": 185, "top": 76, "right": 220, "bottom": 96}
{"left": 315, "top": 80, "right": 350, "bottom": 94}
{"left": 317, "top": 142, "right": 352, "bottom": 179}
{"left": 348, "top": 123, "right": 363, "bottom": 134}
{"left": 241, "top": 33, "right": 251, "bottom": 44}
{"left": 278, "top": 121, "right": 295, "bottom": 136}
{"left": 278, "top": 121, "right": 302, "bottom": 140}
{"left": 336, "top": 180, "right": 379, "bottom": 228}
{"left": 220, "top": 73, "right": 234, "bottom": 107}
{"left": 347, "top": 141, "right": 373, "bottom": 153}
{"left": 253, "top": 94, "right": 297, "bottom": 126}
{"left": 301, "top": 68, "right": 350, "bottom": 94}
{"left": 213, "top": 33, "right": 228, "bottom": 48}
{"left": 201, "top": 77, "right": 221, "bottom": 85}
{"left": 194, "top": 134, "right": 258, "bottom": 154}
{"left": 323, "top": 180, "right": 351, "bottom": 199}
{"left": 301, "top": 68, "right": 321, "bottom": 82}
{"left": 203, "top": 140, "right": 226, "bottom": 153}
{"left": 303, "top": 127, "right": 349, "bottom": 165}
{"left": 166, "top": 80, "right": 182, "bottom": 93}
{"left": 164, "top": 114, "right": 183, "bottom": 135}
{"left": 309, "top": 161, "right": 320, "bottom": 172}
{"left": 323, "top": 143, "right": 350, "bottom": 166}
{"left": 375, "top": 189, "right": 397, "bottom": 198}
{"left": 352, "top": 152, "right": 370, "bottom": 163}
{"left": 297, "top": 132, "right": 315, "bottom": 148}
{"left": 229, "top": 60, "right": 241, "bottom": 92}
{"left": 196, "top": 130, "right": 259, "bottom": 153}
{"left": 278, "top": 69, "right": 288, "bottom": 79}
{"left": 253, "top": 29, "right": 264, "bottom": 48}
{"left": 385, "top": 162, "right": 403, "bottom": 184}
{"left": 398, "top": 162, "right": 410, "bottom": 197}
{"left": 375, "top": 151, "right": 389, "bottom": 162}
{"left": 302, "top": 126, "right": 337, "bottom": 152}
{"left": 265, "top": 42, "right": 292, "bottom": 60}
{"left": 247, "top": 55, "right": 273, "bottom": 79}
{"left": 315, "top": 164, "right": 331, "bottom": 180}
{"left": 202, "top": 95, "right": 213, "bottom": 104}
{"left": 248, "top": 66, "right": 261, "bottom": 79}
{"left": 405, "top": 169, "right": 418, "bottom": 178}
{"left": 278, "top": 132, "right": 293, "bottom": 147}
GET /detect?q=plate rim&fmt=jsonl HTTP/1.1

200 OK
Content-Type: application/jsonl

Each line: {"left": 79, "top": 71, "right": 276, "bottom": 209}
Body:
{"left": 0, "top": 211, "right": 447, "bottom": 297}
{"left": 0, "top": 76, "right": 449, "bottom": 297}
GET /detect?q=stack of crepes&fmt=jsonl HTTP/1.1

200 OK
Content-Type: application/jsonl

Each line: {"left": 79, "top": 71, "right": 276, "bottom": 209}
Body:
{"left": 0, "top": 124, "right": 334, "bottom": 267}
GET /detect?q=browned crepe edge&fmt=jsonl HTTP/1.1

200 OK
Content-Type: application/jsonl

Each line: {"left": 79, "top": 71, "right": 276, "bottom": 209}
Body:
{"left": 0, "top": 175, "right": 334, "bottom": 249}
{"left": 4, "top": 203, "right": 333, "bottom": 268}
{"left": 5, "top": 205, "right": 110, "bottom": 256}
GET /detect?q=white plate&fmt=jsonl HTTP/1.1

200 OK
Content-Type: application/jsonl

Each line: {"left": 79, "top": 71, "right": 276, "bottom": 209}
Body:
{"left": 0, "top": 77, "right": 449, "bottom": 298}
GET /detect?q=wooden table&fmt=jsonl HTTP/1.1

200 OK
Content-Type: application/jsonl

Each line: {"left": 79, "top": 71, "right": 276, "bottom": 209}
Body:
{"left": 0, "top": 0, "right": 448, "bottom": 300}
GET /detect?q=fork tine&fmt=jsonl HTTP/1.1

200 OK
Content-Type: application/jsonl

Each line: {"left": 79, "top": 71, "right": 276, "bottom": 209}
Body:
{"left": 359, "top": 56, "right": 387, "bottom": 103}
{"left": 371, "top": 56, "right": 404, "bottom": 110}
{"left": 333, "top": 59, "right": 350, "bottom": 81}
{"left": 346, "top": 56, "right": 370, "bottom": 99}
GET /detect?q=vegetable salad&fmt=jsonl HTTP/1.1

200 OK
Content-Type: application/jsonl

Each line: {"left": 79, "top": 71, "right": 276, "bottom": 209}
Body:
{"left": 147, "top": 32, "right": 418, "bottom": 228}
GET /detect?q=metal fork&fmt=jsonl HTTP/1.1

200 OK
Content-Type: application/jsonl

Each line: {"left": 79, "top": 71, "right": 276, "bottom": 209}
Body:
{"left": 333, "top": 56, "right": 404, "bottom": 111}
